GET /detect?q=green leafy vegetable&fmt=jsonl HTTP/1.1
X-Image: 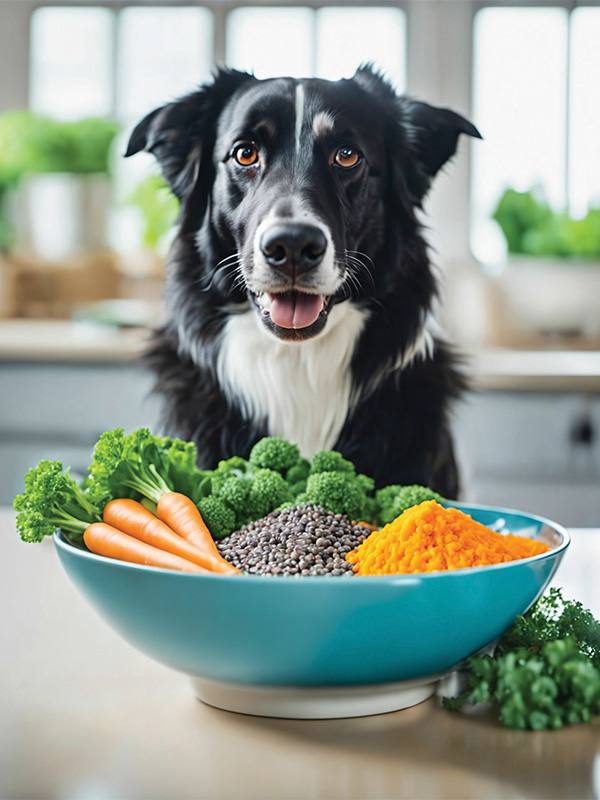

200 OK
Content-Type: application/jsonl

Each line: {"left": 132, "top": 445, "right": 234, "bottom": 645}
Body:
{"left": 14, "top": 460, "right": 101, "bottom": 543}
{"left": 248, "top": 436, "right": 301, "bottom": 474}
{"left": 196, "top": 496, "right": 237, "bottom": 540}
{"left": 85, "top": 428, "right": 209, "bottom": 510}
{"left": 309, "top": 450, "right": 355, "bottom": 476}
{"left": 375, "top": 484, "right": 444, "bottom": 527}
{"left": 285, "top": 458, "right": 311, "bottom": 496}
{"left": 443, "top": 588, "right": 600, "bottom": 729}
{"left": 296, "top": 472, "right": 366, "bottom": 521}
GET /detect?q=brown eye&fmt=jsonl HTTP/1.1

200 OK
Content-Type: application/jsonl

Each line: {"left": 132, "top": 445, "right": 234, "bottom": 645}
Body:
{"left": 334, "top": 147, "right": 360, "bottom": 169}
{"left": 234, "top": 143, "right": 259, "bottom": 166}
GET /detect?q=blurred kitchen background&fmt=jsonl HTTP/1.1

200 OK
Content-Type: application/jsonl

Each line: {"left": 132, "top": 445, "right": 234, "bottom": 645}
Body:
{"left": 0, "top": 0, "right": 598, "bottom": 524}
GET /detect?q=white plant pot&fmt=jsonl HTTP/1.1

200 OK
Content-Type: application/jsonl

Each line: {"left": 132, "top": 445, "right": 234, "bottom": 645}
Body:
{"left": 494, "top": 255, "right": 600, "bottom": 337}
{"left": 22, "top": 174, "right": 112, "bottom": 262}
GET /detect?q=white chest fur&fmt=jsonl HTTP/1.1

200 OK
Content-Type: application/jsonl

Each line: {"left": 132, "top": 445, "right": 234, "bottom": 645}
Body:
{"left": 216, "top": 304, "right": 368, "bottom": 459}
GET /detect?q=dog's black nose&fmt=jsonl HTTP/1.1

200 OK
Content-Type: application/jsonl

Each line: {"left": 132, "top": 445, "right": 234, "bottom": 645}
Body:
{"left": 260, "top": 223, "right": 327, "bottom": 277}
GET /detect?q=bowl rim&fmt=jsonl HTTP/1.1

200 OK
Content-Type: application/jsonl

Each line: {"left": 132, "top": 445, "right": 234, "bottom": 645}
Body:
{"left": 53, "top": 500, "right": 571, "bottom": 583}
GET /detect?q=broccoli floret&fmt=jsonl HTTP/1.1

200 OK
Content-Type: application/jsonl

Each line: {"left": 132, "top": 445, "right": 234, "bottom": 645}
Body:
{"left": 285, "top": 458, "right": 311, "bottom": 498}
{"left": 309, "top": 450, "right": 355, "bottom": 475}
{"left": 14, "top": 460, "right": 101, "bottom": 543}
{"left": 197, "top": 496, "right": 237, "bottom": 540}
{"left": 216, "top": 455, "right": 251, "bottom": 479}
{"left": 375, "top": 484, "right": 444, "bottom": 527}
{"left": 212, "top": 475, "right": 251, "bottom": 527}
{"left": 302, "top": 472, "right": 365, "bottom": 520}
{"left": 285, "top": 458, "right": 310, "bottom": 485}
{"left": 247, "top": 468, "right": 294, "bottom": 520}
{"left": 249, "top": 437, "right": 301, "bottom": 474}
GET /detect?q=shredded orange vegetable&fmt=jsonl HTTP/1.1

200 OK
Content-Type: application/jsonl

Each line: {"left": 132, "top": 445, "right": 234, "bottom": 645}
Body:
{"left": 345, "top": 500, "right": 550, "bottom": 576}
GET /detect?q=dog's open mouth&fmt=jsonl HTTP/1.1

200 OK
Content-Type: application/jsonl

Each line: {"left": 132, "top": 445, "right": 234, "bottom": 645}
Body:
{"left": 253, "top": 291, "right": 333, "bottom": 330}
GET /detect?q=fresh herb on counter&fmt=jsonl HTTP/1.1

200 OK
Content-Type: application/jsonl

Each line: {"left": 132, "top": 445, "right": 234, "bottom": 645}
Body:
{"left": 443, "top": 588, "right": 600, "bottom": 730}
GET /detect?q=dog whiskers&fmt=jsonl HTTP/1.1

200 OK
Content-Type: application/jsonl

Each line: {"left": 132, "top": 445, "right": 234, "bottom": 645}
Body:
{"left": 196, "top": 253, "right": 244, "bottom": 293}
{"left": 344, "top": 250, "right": 376, "bottom": 292}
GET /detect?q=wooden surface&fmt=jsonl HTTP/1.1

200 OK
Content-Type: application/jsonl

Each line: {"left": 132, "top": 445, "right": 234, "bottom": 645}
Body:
{"left": 1, "top": 508, "right": 599, "bottom": 800}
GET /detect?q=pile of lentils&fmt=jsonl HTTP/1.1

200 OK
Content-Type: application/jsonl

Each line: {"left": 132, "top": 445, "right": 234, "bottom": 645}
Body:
{"left": 216, "top": 503, "right": 369, "bottom": 577}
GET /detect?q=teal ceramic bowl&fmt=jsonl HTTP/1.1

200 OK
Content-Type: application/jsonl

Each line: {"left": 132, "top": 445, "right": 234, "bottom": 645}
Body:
{"left": 54, "top": 502, "right": 569, "bottom": 718}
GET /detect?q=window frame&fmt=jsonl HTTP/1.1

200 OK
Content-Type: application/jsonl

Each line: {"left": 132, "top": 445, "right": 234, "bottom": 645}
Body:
{"left": 6, "top": 0, "right": 593, "bottom": 273}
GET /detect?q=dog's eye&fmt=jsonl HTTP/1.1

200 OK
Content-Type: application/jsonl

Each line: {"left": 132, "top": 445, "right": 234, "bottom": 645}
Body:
{"left": 234, "top": 143, "right": 259, "bottom": 167}
{"left": 333, "top": 147, "right": 361, "bottom": 169}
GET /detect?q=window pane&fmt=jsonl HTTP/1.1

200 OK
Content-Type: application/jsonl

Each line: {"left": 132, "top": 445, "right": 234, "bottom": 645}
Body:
{"left": 569, "top": 8, "right": 600, "bottom": 217}
{"left": 226, "top": 7, "right": 314, "bottom": 79}
{"left": 117, "top": 7, "right": 214, "bottom": 121}
{"left": 471, "top": 8, "right": 568, "bottom": 263}
{"left": 316, "top": 7, "right": 406, "bottom": 92}
{"left": 30, "top": 7, "right": 113, "bottom": 120}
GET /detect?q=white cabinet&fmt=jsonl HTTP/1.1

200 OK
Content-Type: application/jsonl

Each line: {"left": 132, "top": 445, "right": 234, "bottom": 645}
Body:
{"left": 453, "top": 391, "right": 600, "bottom": 526}
{"left": 1, "top": 362, "right": 160, "bottom": 503}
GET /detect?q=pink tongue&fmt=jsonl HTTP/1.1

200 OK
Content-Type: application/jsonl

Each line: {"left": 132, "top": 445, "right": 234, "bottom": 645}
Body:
{"left": 268, "top": 293, "right": 324, "bottom": 329}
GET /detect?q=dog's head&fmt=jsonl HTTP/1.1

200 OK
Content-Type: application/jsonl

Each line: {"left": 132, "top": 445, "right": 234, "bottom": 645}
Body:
{"left": 127, "top": 67, "right": 480, "bottom": 342}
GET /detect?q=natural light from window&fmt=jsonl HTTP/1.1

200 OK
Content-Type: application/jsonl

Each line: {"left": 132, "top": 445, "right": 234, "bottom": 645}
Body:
{"left": 471, "top": 7, "right": 568, "bottom": 264}
{"left": 227, "top": 6, "right": 406, "bottom": 90}
{"left": 117, "top": 7, "right": 214, "bottom": 122}
{"left": 30, "top": 7, "right": 114, "bottom": 119}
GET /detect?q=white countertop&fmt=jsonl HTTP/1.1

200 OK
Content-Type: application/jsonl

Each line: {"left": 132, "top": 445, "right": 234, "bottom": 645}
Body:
{"left": 1, "top": 319, "right": 600, "bottom": 391}
{"left": 1, "top": 506, "right": 599, "bottom": 800}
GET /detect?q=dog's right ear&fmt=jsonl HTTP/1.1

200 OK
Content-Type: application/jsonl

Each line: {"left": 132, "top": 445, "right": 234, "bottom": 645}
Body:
{"left": 125, "top": 69, "right": 255, "bottom": 228}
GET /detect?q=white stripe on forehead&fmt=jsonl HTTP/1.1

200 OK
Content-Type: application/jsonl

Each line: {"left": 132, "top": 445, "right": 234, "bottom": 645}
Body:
{"left": 295, "top": 82, "right": 305, "bottom": 153}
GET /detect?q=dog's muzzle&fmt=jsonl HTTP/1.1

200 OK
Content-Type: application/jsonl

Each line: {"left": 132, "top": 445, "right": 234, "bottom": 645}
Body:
{"left": 257, "top": 222, "right": 330, "bottom": 330}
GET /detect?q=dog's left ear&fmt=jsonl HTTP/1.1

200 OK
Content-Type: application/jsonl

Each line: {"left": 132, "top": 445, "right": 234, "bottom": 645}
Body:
{"left": 352, "top": 65, "right": 481, "bottom": 200}
{"left": 406, "top": 100, "right": 482, "bottom": 179}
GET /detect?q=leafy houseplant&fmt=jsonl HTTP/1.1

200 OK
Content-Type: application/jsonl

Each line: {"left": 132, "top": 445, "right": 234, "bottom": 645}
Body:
{"left": 493, "top": 187, "right": 600, "bottom": 260}
{"left": 0, "top": 111, "right": 119, "bottom": 256}
{"left": 124, "top": 174, "right": 179, "bottom": 254}
{"left": 491, "top": 188, "right": 600, "bottom": 336}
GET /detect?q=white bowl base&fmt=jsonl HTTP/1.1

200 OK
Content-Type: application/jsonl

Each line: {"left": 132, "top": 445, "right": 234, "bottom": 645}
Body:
{"left": 190, "top": 675, "right": 441, "bottom": 719}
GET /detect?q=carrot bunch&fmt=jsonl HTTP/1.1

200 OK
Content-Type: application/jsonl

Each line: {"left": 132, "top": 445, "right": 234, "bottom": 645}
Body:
{"left": 85, "top": 495, "right": 239, "bottom": 575}
{"left": 81, "top": 428, "right": 238, "bottom": 574}
{"left": 15, "top": 428, "right": 239, "bottom": 576}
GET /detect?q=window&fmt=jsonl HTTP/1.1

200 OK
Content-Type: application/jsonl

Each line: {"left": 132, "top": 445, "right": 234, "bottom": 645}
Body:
{"left": 30, "top": 7, "right": 114, "bottom": 120}
{"left": 28, "top": 4, "right": 406, "bottom": 255}
{"left": 471, "top": 6, "right": 600, "bottom": 264}
{"left": 117, "top": 7, "right": 214, "bottom": 122}
{"left": 569, "top": 8, "right": 600, "bottom": 220}
{"left": 227, "top": 6, "right": 406, "bottom": 90}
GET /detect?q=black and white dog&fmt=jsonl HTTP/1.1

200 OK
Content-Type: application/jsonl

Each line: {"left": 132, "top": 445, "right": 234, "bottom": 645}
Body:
{"left": 126, "top": 66, "right": 480, "bottom": 497}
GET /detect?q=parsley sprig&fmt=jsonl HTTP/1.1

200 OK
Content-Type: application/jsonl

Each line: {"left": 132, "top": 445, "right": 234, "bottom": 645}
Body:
{"left": 444, "top": 588, "right": 600, "bottom": 730}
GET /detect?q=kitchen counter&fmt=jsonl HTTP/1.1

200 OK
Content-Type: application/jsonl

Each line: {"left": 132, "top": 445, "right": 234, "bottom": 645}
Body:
{"left": 1, "top": 507, "right": 599, "bottom": 800}
{"left": 1, "top": 318, "right": 600, "bottom": 391}
{"left": 0, "top": 318, "right": 149, "bottom": 362}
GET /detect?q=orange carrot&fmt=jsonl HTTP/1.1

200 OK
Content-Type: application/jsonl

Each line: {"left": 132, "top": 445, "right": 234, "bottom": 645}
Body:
{"left": 83, "top": 522, "right": 208, "bottom": 573}
{"left": 156, "top": 492, "right": 238, "bottom": 575}
{"left": 103, "top": 498, "right": 237, "bottom": 574}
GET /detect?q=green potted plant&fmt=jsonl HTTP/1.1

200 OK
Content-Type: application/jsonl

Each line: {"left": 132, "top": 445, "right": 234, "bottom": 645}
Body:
{"left": 491, "top": 187, "right": 600, "bottom": 336}
{"left": 0, "top": 111, "right": 119, "bottom": 260}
